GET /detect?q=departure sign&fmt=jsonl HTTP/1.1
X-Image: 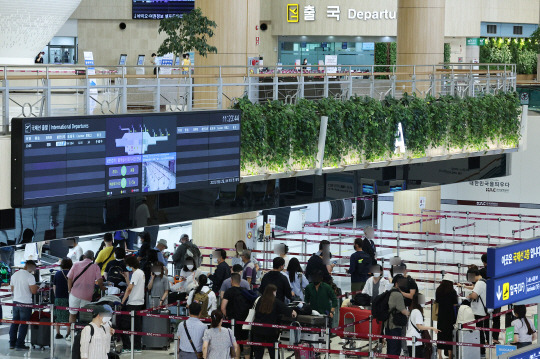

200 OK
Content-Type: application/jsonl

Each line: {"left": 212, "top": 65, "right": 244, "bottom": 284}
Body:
{"left": 486, "top": 267, "right": 540, "bottom": 309}
{"left": 487, "top": 237, "right": 540, "bottom": 279}
{"left": 11, "top": 110, "right": 241, "bottom": 207}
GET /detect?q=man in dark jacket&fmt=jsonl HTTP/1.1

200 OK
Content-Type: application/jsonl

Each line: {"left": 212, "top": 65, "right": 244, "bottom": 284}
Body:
{"left": 208, "top": 249, "right": 230, "bottom": 293}
{"left": 362, "top": 226, "right": 377, "bottom": 264}
{"left": 348, "top": 237, "right": 372, "bottom": 292}
{"left": 259, "top": 257, "right": 293, "bottom": 302}
{"left": 305, "top": 240, "right": 332, "bottom": 283}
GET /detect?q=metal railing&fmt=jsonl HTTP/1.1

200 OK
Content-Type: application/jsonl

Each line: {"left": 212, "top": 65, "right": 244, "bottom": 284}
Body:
{"left": 0, "top": 63, "right": 517, "bottom": 134}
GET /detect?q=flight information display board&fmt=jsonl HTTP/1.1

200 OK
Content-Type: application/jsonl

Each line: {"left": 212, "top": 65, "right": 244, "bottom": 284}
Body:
{"left": 132, "top": 0, "right": 195, "bottom": 19}
{"left": 11, "top": 110, "right": 241, "bottom": 207}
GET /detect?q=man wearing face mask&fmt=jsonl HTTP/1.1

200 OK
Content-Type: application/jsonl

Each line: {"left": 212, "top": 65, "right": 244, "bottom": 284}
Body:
{"left": 208, "top": 249, "right": 230, "bottom": 293}
{"left": 385, "top": 274, "right": 410, "bottom": 357}
{"left": 304, "top": 271, "right": 338, "bottom": 319}
{"left": 457, "top": 265, "right": 488, "bottom": 358}
{"left": 362, "top": 264, "right": 389, "bottom": 299}
{"left": 348, "top": 237, "right": 372, "bottom": 292}
{"left": 9, "top": 260, "right": 38, "bottom": 350}
{"left": 79, "top": 304, "right": 115, "bottom": 359}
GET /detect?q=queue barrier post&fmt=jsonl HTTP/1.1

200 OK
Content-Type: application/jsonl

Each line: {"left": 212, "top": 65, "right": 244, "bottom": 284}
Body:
{"left": 130, "top": 310, "right": 135, "bottom": 359}
{"left": 397, "top": 224, "right": 401, "bottom": 257}
{"left": 274, "top": 342, "right": 279, "bottom": 359}
{"left": 457, "top": 324, "right": 463, "bottom": 359}
{"left": 70, "top": 322, "right": 75, "bottom": 353}
{"left": 325, "top": 325, "right": 331, "bottom": 359}
{"left": 488, "top": 312, "right": 493, "bottom": 359}
{"left": 49, "top": 303, "right": 54, "bottom": 359}
{"left": 368, "top": 315, "right": 373, "bottom": 356}
{"left": 412, "top": 336, "right": 416, "bottom": 358}
{"left": 174, "top": 336, "right": 179, "bottom": 359}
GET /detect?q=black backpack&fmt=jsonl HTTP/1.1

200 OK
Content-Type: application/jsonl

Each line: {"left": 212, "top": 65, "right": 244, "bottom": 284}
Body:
{"left": 107, "top": 261, "right": 126, "bottom": 287}
{"left": 72, "top": 324, "right": 95, "bottom": 359}
{"left": 371, "top": 288, "right": 398, "bottom": 323}
{"left": 351, "top": 293, "right": 371, "bottom": 307}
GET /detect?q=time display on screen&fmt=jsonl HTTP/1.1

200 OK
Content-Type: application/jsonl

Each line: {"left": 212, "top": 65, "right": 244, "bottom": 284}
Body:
{"left": 132, "top": 0, "right": 195, "bottom": 19}
{"left": 12, "top": 110, "right": 241, "bottom": 208}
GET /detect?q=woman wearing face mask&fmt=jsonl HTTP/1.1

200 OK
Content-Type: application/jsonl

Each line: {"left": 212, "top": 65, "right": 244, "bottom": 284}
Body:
{"left": 510, "top": 305, "right": 537, "bottom": 349}
{"left": 148, "top": 262, "right": 169, "bottom": 307}
{"left": 406, "top": 293, "right": 439, "bottom": 358}
{"left": 178, "top": 256, "right": 201, "bottom": 293}
{"left": 362, "top": 264, "right": 390, "bottom": 299}
{"left": 80, "top": 305, "right": 115, "bottom": 359}
{"left": 252, "top": 284, "right": 296, "bottom": 359}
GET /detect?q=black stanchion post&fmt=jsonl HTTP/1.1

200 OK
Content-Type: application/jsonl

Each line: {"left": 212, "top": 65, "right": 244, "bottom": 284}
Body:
{"left": 49, "top": 303, "right": 54, "bottom": 359}
{"left": 368, "top": 315, "right": 373, "bottom": 356}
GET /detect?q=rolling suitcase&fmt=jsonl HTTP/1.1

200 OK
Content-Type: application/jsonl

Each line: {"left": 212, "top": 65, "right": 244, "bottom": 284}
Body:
{"left": 142, "top": 297, "right": 171, "bottom": 350}
{"left": 30, "top": 311, "right": 51, "bottom": 349}
{"left": 338, "top": 306, "right": 382, "bottom": 340}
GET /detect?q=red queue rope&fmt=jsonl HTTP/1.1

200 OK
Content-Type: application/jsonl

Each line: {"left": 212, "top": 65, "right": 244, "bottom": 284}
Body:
{"left": 382, "top": 211, "right": 540, "bottom": 225}
{"left": 423, "top": 209, "right": 540, "bottom": 219}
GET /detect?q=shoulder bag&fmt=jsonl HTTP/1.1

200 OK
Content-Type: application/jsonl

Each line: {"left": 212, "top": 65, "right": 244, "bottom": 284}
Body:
{"left": 72, "top": 262, "right": 94, "bottom": 287}
{"left": 228, "top": 328, "right": 236, "bottom": 358}
{"left": 242, "top": 297, "right": 260, "bottom": 330}
{"left": 183, "top": 321, "right": 203, "bottom": 358}
{"left": 411, "top": 318, "right": 433, "bottom": 359}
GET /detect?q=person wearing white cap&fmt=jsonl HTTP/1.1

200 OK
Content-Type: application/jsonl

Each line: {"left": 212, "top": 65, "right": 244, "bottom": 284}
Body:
{"left": 435, "top": 274, "right": 458, "bottom": 359}
{"left": 153, "top": 239, "right": 169, "bottom": 267}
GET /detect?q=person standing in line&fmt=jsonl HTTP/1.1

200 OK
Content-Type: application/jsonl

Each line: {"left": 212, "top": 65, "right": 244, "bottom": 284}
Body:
{"left": 361, "top": 226, "right": 377, "bottom": 264}
{"left": 305, "top": 240, "right": 332, "bottom": 283}
{"left": 348, "top": 237, "right": 372, "bottom": 292}
{"left": 79, "top": 305, "right": 114, "bottom": 359}
{"left": 187, "top": 275, "right": 217, "bottom": 318}
{"left": 259, "top": 257, "right": 292, "bottom": 302}
{"left": 153, "top": 239, "right": 169, "bottom": 268}
{"left": 435, "top": 274, "right": 458, "bottom": 359}
{"left": 136, "top": 231, "right": 151, "bottom": 261}
{"left": 53, "top": 258, "right": 73, "bottom": 339}
{"left": 148, "top": 262, "right": 169, "bottom": 307}
{"left": 67, "top": 251, "right": 104, "bottom": 342}
{"left": 406, "top": 293, "right": 439, "bottom": 358}
{"left": 66, "top": 238, "right": 83, "bottom": 263}
{"left": 95, "top": 233, "right": 115, "bottom": 276}
{"left": 458, "top": 265, "right": 488, "bottom": 358}
{"left": 220, "top": 264, "right": 250, "bottom": 298}
{"left": 104, "top": 247, "right": 129, "bottom": 292}
{"left": 177, "top": 302, "right": 207, "bottom": 359}
{"left": 286, "top": 258, "right": 309, "bottom": 301}
{"left": 510, "top": 305, "right": 537, "bottom": 349}
{"left": 275, "top": 243, "right": 290, "bottom": 269}
{"left": 221, "top": 273, "right": 251, "bottom": 359}
{"left": 175, "top": 256, "right": 202, "bottom": 294}
{"left": 202, "top": 310, "right": 239, "bottom": 359}
{"left": 240, "top": 250, "right": 256, "bottom": 287}
{"left": 120, "top": 256, "right": 146, "bottom": 354}
{"left": 385, "top": 275, "right": 410, "bottom": 357}
{"left": 9, "top": 260, "right": 38, "bottom": 350}
{"left": 304, "top": 272, "right": 338, "bottom": 318}
{"left": 362, "top": 264, "right": 390, "bottom": 299}
{"left": 479, "top": 253, "right": 501, "bottom": 344}
{"left": 208, "top": 249, "right": 230, "bottom": 294}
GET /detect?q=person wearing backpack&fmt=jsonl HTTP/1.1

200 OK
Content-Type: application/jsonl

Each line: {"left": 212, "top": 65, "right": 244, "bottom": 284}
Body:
{"left": 104, "top": 247, "right": 128, "bottom": 292}
{"left": 188, "top": 274, "right": 216, "bottom": 318}
{"left": 457, "top": 265, "right": 488, "bottom": 358}
{"left": 75, "top": 304, "right": 114, "bottom": 359}
{"left": 377, "top": 274, "right": 410, "bottom": 357}
{"left": 406, "top": 293, "right": 439, "bottom": 358}
{"left": 221, "top": 273, "right": 251, "bottom": 359}
{"left": 173, "top": 234, "right": 202, "bottom": 272}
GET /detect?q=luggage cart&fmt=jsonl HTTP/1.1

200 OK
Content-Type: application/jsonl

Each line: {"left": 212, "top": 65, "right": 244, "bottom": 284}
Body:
{"left": 338, "top": 306, "right": 383, "bottom": 355}
{"left": 280, "top": 314, "right": 330, "bottom": 359}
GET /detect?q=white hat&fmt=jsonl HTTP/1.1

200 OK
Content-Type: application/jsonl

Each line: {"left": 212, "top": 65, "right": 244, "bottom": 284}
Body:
{"left": 442, "top": 273, "right": 455, "bottom": 283}
{"left": 157, "top": 239, "right": 168, "bottom": 249}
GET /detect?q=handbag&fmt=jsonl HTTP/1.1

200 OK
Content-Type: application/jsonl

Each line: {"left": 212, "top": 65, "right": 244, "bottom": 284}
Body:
{"left": 228, "top": 328, "right": 236, "bottom": 358}
{"left": 242, "top": 297, "right": 260, "bottom": 330}
{"left": 392, "top": 310, "right": 408, "bottom": 327}
{"left": 431, "top": 302, "right": 439, "bottom": 321}
{"left": 412, "top": 317, "right": 433, "bottom": 359}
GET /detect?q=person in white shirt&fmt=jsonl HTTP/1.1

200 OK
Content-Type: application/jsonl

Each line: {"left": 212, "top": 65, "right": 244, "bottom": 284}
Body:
{"left": 362, "top": 264, "right": 390, "bottom": 299}
{"left": 406, "top": 293, "right": 439, "bottom": 358}
{"left": 187, "top": 274, "right": 216, "bottom": 318}
{"left": 510, "top": 305, "right": 537, "bottom": 349}
{"left": 9, "top": 260, "right": 38, "bottom": 350}
{"left": 120, "top": 256, "right": 145, "bottom": 353}
{"left": 66, "top": 238, "right": 83, "bottom": 263}
{"left": 80, "top": 305, "right": 114, "bottom": 359}
{"left": 458, "top": 265, "right": 488, "bottom": 357}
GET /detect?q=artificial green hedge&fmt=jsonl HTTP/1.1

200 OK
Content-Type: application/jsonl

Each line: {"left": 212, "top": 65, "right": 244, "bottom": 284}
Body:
{"left": 234, "top": 92, "right": 521, "bottom": 172}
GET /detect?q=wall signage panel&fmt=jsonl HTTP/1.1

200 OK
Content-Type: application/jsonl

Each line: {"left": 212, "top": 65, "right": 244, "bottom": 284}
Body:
{"left": 486, "top": 267, "right": 540, "bottom": 308}
{"left": 487, "top": 236, "right": 540, "bottom": 279}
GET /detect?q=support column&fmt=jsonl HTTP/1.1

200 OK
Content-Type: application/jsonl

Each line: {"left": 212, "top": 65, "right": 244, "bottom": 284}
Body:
{"left": 397, "top": 0, "right": 445, "bottom": 94}
{"left": 194, "top": 0, "right": 261, "bottom": 109}
{"left": 192, "top": 212, "right": 258, "bottom": 263}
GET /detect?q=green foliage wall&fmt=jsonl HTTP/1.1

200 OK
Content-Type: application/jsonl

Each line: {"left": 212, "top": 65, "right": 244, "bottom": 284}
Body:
{"left": 480, "top": 38, "right": 537, "bottom": 75}
{"left": 444, "top": 43, "right": 451, "bottom": 63}
{"left": 234, "top": 93, "right": 521, "bottom": 172}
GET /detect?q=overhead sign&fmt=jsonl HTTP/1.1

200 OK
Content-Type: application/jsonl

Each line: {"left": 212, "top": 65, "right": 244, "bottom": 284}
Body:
{"left": 499, "top": 344, "right": 540, "bottom": 359}
{"left": 486, "top": 266, "right": 540, "bottom": 308}
{"left": 466, "top": 38, "right": 486, "bottom": 46}
{"left": 496, "top": 345, "right": 516, "bottom": 357}
{"left": 286, "top": 4, "right": 396, "bottom": 22}
{"left": 487, "top": 236, "right": 540, "bottom": 279}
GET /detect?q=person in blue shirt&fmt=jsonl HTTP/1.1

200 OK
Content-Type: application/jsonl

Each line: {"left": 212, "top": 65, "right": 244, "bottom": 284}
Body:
{"left": 154, "top": 239, "right": 169, "bottom": 268}
{"left": 348, "top": 237, "right": 372, "bottom": 292}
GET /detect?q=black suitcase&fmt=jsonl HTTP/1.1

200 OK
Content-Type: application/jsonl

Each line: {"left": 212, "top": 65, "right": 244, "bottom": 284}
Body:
{"left": 282, "top": 314, "right": 327, "bottom": 328}
{"left": 142, "top": 297, "right": 171, "bottom": 350}
{"left": 30, "top": 314, "right": 51, "bottom": 349}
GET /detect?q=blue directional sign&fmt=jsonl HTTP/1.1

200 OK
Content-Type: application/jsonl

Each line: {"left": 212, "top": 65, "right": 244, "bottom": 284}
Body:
{"left": 487, "top": 267, "right": 540, "bottom": 308}
{"left": 496, "top": 345, "right": 516, "bottom": 357}
{"left": 487, "top": 236, "right": 540, "bottom": 279}
{"left": 499, "top": 344, "right": 540, "bottom": 359}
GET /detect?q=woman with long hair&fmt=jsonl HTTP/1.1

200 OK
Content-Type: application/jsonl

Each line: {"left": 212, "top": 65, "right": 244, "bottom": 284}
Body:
{"left": 252, "top": 284, "right": 296, "bottom": 359}
{"left": 511, "top": 305, "right": 537, "bottom": 349}
{"left": 202, "top": 310, "right": 239, "bottom": 359}
{"left": 286, "top": 257, "right": 308, "bottom": 301}
{"left": 435, "top": 275, "right": 458, "bottom": 359}
{"left": 187, "top": 274, "right": 216, "bottom": 318}
{"left": 147, "top": 262, "right": 169, "bottom": 307}
{"left": 406, "top": 292, "right": 439, "bottom": 358}
{"left": 232, "top": 240, "right": 247, "bottom": 266}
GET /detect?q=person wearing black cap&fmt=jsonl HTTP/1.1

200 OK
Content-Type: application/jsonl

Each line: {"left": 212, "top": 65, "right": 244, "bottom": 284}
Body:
{"left": 386, "top": 274, "right": 410, "bottom": 357}
{"left": 80, "top": 304, "right": 114, "bottom": 359}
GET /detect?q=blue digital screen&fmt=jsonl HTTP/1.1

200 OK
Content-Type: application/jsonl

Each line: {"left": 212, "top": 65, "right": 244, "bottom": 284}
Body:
{"left": 362, "top": 184, "right": 375, "bottom": 195}
{"left": 362, "top": 42, "right": 375, "bottom": 51}
{"left": 132, "top": 0, "right": 195, "bottom": 20}
{"left": 487, "top": 236, "right": 540, "bottom": 279}
{"left": 486, "top": 267, "right": 540, "bottom": 308}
